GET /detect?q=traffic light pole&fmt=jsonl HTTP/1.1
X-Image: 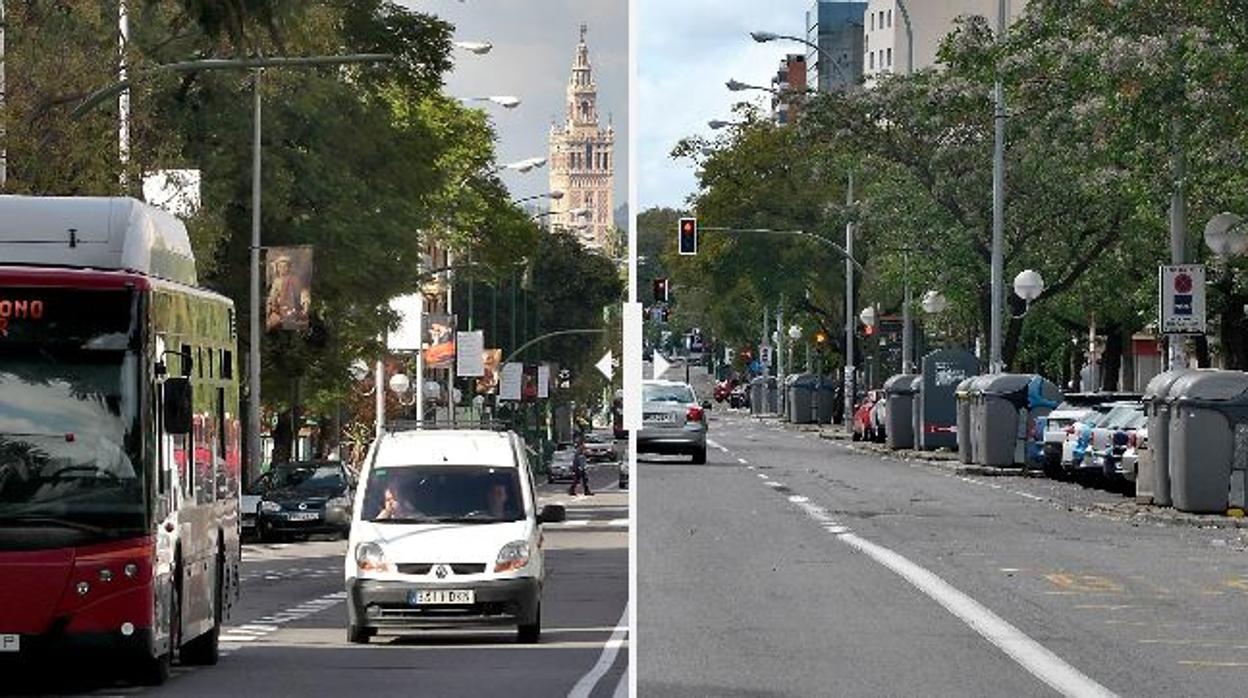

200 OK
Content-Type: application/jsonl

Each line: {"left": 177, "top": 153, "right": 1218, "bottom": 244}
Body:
{"left": 844, "top": 172, "right": 856, "bottom": 429}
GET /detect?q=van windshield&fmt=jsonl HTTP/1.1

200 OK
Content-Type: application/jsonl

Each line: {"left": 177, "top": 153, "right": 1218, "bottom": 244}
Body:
{"left": 363, "top": 465, "right": 524, "bottom": 524}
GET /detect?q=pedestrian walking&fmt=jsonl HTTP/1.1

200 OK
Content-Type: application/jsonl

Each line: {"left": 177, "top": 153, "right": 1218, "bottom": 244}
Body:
{"left": 568, "top": 439, "right": 594, "bottom": 496}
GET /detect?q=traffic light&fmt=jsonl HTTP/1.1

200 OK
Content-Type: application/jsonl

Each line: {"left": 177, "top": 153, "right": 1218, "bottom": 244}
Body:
{"left": 662, "top": 306, "right": 671, "bottom": 322}
{"left": 653, "top": 277, "right": 669, "bottom": 303}
{"left": 814, "top": 330, "right": 827, "bottom": 345}
{"left": 863, "top": 324, "right": 875, "bottom": 337}
{"left": 678, "top": 217, "right": 698, "bottom": 256}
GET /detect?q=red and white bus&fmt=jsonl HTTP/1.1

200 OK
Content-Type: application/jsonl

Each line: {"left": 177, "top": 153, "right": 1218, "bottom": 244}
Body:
{"left": 0, "top": 196, "right": 241, "bottom": 684}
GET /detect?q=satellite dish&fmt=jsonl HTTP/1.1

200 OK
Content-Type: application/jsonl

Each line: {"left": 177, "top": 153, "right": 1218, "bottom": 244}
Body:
{"left": 1204, "top": 212, "right": 1248, "bottom": 257}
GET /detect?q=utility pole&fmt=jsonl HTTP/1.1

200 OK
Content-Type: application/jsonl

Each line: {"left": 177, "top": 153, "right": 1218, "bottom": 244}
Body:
{"left": 247, "top": 69, "right": 262, "bottom": 481}
{"left": 844, "top": 171, "right": 856, "bottom": 426}
{"left": 1, "top": 0, "right": 7, "bottom": 189}
{"left": 118, "top": 0, "right": 129, "bottom": 188}
{"left": 1167, "top": 119, "right": 1187, "bottom": 371}
{"left": 988, "top": 0, "right": 1007, "bottom": 373}
{"left": 902, "top": 249, "right": 913, "bottom": 374}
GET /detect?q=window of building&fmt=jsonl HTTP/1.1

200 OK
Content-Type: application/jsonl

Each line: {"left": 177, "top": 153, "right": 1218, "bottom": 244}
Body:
{"left": 865, "top": 34, "right": 869, "bottom": 49}
{"left": 869, "top": 52, "right": 875, "bottom": 70}
{"left": 870, "top": 13, "right": 874, "bottom": 30}
{"left": 586, "top": 143, "right": 594, "bottom": 169}
{"left": 888, "top": 9, "right": 893, "bottom": 27}
{"left": 887, "top": 48, "right": 892, "bottom": 67}
{"left": 879, "top": 11, "right": 885, "bottom": 29}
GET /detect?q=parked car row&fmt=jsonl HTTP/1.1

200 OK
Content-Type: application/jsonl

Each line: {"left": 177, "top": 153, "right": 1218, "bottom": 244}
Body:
{"left": 1038, "top": 396, "right": 1146, "bottom": 482}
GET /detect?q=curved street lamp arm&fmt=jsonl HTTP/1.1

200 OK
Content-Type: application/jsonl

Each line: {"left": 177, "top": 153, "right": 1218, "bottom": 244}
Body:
{"left": 773, "top": 34, "right": 850, "bottom": 84}
{"left": 502, "top": 329, "right": 607, "bottom": 365}
{"left": 701, "top": 226, "right": 867, "bottom": 274}
{"left": 72, "top": 53, "right": 396, "bottom": 119}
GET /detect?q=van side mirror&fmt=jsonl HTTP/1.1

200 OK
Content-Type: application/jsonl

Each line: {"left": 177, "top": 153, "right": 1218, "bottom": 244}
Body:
{"left": 163, "top": 377, "right": 193, "bottom": 435}
{"left": 537, "top": 504, "right": 566, "bottom": 524}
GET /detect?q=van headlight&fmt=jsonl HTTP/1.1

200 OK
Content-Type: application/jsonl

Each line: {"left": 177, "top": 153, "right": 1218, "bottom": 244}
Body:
{"left": 355, "top": 542, "right": 390, "bottom": 573}
{"left": 259, "top": 500, "right": 281, "bottom": 513}
{"left": 494, "top": 540, "right": 531, "bottom": 573}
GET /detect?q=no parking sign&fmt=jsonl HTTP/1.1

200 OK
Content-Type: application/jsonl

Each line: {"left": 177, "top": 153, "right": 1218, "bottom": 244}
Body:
{"left": 1159, "top": 265, "right": 1206, "bottom": 334}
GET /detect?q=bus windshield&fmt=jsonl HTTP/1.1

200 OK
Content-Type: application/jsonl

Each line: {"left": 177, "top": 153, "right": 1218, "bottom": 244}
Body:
{"left": 0, "top": 288, "right": 144, "bottom": 546}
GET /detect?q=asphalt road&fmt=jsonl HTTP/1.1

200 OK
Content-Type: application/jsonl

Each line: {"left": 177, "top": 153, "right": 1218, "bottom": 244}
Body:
{"left": 5, "top": 462, "right": 628, "bottom": 698}
{"left": 639, "top": 408, "right": 1248, "bottom": 697}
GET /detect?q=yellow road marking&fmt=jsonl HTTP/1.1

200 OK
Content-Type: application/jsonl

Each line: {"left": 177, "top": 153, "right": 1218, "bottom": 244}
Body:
{"left": 1045, "top": 573, "right": 1125, "bottom": 593}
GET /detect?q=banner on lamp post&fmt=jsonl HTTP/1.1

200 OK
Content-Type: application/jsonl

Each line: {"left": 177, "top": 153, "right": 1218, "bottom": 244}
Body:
{"left": 537, "top": 364, "right": 551, "bottom": 399}
{"left": 265, "top": 246, "right": 313, "bottom": 331}
{"left": 478, "top": 349, "right": 502, "bottom": 394}
{"left": 499, "top": 362, "right": 523, "bottom": 402}
{"left": 456, "top": 331, "right": 485, "bottom": 377}
{"left": 423, "top": 314, "right": 456, "bottom": 368}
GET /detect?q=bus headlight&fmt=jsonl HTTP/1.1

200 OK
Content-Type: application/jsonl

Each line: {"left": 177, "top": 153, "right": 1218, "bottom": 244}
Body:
{"left": 355, "top": 542, "right": 390, "bottom": 573}
{"left": 494, "top": 540, "right": 530, "bottom": 573}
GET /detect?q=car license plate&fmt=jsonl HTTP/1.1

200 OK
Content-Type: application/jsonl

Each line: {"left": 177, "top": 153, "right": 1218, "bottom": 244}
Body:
{"left": 1, "top": 634, "right": 19, "bottom": 652}
{"left": 644, "top": 412, "right": 674, "bottom": 423}
{"left": 408, "top": 589, "right": 474, "bottom": 606}
{"left": 287, "top": 512, "right": 318, "bottom": 521}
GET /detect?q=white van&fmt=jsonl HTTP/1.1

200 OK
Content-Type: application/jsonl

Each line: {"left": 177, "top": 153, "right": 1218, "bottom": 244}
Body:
{"left": 344, "top": 428, "right": 566, "bottom": 644}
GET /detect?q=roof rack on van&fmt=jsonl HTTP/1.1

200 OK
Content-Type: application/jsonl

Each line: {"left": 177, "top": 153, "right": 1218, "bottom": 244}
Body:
{"left": 383, "top": 419, "right": 513, "bottom": 433}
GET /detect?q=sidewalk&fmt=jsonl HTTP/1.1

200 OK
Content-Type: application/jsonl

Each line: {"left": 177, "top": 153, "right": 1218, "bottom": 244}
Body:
{"left": 749, "top": 411, "right": 1248, "bottom": 531}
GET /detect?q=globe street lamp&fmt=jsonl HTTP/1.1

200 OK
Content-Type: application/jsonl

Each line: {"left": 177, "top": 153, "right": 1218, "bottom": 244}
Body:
{"left": 1205, "top": 213, "right": 1248, "bottom": 258}
{"left": 1013, "top": 269, "right": 1045, "bottom": 312}
{"left": 921, "top": 290, "right": 949, "bottom": 315}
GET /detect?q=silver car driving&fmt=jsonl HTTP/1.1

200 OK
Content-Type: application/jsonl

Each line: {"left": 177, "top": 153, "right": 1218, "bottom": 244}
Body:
{"left": 638, "top": 380, "right": 708, "bottom": 463}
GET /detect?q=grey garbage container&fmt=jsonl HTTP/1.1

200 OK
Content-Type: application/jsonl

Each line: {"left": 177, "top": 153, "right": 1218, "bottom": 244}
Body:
{"left": 975, "top": 374, "right": 1061, "bottom": 467}
{"left": 1168, "top": 370, "right": 1248, "bottom": 514}
{"left": 764, "top": 377, "right": 780, "bottom": 414}
{"left": 918, "top": 349, "right": 979, "bottom": 451}
{"left": 788, "top": 374, "right": 818, "bottom": 424}
{"left": 884, "top": 374, "right": 920, "bottom": 450}
{"left": 910, "top": 375, "right": 925, "bottom": 451}
{"left": 1138, "top": 368, "right": 1198, "bottom": 506}
{"left": 815, "top": 378, "right": 836, "bottom": 424}
{"left": 955, "top": 376, "right": 978, "bottom": 463}
{"left": 781, "top": 375, "right": 796, "bottom": 422}
{"left": 749, "top": 377, "right": 766, "bottom": 415}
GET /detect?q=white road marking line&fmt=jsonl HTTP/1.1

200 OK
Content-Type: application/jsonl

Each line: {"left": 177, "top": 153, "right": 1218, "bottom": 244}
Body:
{"left": 707, "top": 439, "right": 729, "bottom": 453}
{"left": 219, "top": 635, "right": 260, "bottom": 642}
{"left": 609, "top": 518, "right": 631, "bottom": 526}
{"left": 612, "top": 667, "right": 629, "bottom": 698}
{"left": 567, "top": 605, "right": 630, "bottom": 698}
{"left": 764, "top": 481, "right": 784, "bottom": 488}
{"left": 737, "top": 457, "right": 749, "bottom": 464}
{"left": 789, "top": 495, "right": 810, "bottom": 503}
{"left": 757, "top": 473, "right": 768, "bottom": 479}
{"left": 836, "top": 532, "right": 1116, "bottom": 697}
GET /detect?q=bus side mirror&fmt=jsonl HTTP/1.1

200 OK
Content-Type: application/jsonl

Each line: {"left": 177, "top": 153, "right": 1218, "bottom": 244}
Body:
{"left": 164, "top": 378, "right": 193, "bottom": 435}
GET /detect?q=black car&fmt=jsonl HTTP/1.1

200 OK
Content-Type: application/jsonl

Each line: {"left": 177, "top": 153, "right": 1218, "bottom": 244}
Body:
{"left": 255, "top": 461, "right": 356, "bottom": 542}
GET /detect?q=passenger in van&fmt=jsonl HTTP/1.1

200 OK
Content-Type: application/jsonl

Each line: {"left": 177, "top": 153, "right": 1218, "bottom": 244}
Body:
{"left": 487, "top": 482, "right": 515, "bottom": 520}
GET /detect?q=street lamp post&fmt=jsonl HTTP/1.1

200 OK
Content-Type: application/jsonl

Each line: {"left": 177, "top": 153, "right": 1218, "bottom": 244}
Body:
{"left": 989, "top": 0, "right": 1008, "bottom": 373}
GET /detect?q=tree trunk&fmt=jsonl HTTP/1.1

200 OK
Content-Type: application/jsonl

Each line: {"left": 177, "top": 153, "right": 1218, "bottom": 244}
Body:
{"left": 270, "top": 408, "right": 292, "bottom": 465}
{"left": 1101, "top": 325, "right": 1123, "bottom": 391}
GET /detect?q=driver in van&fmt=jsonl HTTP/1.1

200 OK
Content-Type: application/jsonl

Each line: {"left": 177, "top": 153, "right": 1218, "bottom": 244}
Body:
{"left": 486, "top": 482, "right": 512, "bottom": 519}
{"left": 374, "top": 484, "right": 413, "bottom": 520}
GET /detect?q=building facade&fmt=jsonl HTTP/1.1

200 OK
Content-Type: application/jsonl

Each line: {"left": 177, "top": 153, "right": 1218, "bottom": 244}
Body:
{"left": 805, "top": 2, "right": 868, "bottom": 92}
{"left": 548, "top": 24, "right": 615, "bottom": 251}
{"left": 862, "top": 0, "right": 1029, "bottom": 81}
{"left": 771, "top": 53, "right": 808, "bottom": 125}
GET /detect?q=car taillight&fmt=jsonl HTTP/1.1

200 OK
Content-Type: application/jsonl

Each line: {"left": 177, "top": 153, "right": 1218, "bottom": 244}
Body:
{"left": 687, "top": 405, "right": 704, "bottom": 423}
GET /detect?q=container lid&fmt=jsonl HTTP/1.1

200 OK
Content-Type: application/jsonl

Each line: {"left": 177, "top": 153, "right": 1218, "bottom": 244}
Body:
{"left": 884, "top": 373, "right": 918, "bottom": 394}
{"left": 955, "top": 376, "right": 978, "bottom": 394}
{"left": 979, "top": 373, "right": 1034, "bottom": 395}
{"left": 1142, "top": 368, "right": 1200, "bottom": 401}
{"left": 1169, "top": 370, "right": 1248, "bottom": 403}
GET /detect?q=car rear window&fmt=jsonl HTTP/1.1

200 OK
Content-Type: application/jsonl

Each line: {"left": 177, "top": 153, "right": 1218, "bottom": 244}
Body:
{"left": 644, "top": 384, "right": 695, "bottom": 403}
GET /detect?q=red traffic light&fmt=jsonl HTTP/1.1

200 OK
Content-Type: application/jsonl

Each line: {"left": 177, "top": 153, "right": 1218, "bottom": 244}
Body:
{"left": 678, "top": 217, "right": 698, "bottom": 256}
{"left": 653, "top": 277, "right": 669, "bottom": 302}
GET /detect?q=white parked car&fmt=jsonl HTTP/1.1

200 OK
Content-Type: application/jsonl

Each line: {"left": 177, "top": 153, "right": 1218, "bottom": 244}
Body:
{"left": 344, "top": 428, "right": 566, "bottom": 644}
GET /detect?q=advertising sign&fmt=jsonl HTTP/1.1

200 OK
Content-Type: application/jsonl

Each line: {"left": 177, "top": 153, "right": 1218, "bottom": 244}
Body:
{"left": 1159, "top": 264, "right": 1206, "bottom": 334}
{"left": 499, "top": 362, "right": 523, "bottom": 401}
{"left": 456, "top": 331, "right": 485, "bottom": 377}
{"left": 387, "top": 294, "right": 423, "bottom": 351}
{"left": 538, "top": 364, "right": 552, "bottom": 399}
{"left": 265, "top": 246, "right": 313, "bottom": 331}
{"left": 423, "top": 314, "right": 457, "bottom": 368}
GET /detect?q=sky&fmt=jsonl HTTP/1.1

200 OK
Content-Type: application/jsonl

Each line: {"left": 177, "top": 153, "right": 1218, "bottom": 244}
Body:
{"left": 638, "top": 0, "right": 818, "bottom": 211}
{"left": 404, "top": 0, "right": 629, "bottom": 208}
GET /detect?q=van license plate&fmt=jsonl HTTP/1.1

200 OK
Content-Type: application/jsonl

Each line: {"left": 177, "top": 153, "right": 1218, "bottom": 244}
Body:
{"left": 1, "top": 634, "right": 19, "bottom": 652}
{"left": 409, "top": 590, "right": 474, "bottom": 605}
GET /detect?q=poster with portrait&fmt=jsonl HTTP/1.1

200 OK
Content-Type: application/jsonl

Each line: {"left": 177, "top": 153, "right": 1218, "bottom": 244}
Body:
{"left": 478, "top": 349, "right": 503, "bottom": 394}
{"left": 265, "top": 246, "right": 313, "bottom": 331}
{"left": 423, "top": 313, "right": 457, "bottom": 369}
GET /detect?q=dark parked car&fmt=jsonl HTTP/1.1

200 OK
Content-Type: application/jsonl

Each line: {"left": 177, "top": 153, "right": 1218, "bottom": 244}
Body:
{"left": 256, "top": 461, "right": 356, "bottom": 542}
